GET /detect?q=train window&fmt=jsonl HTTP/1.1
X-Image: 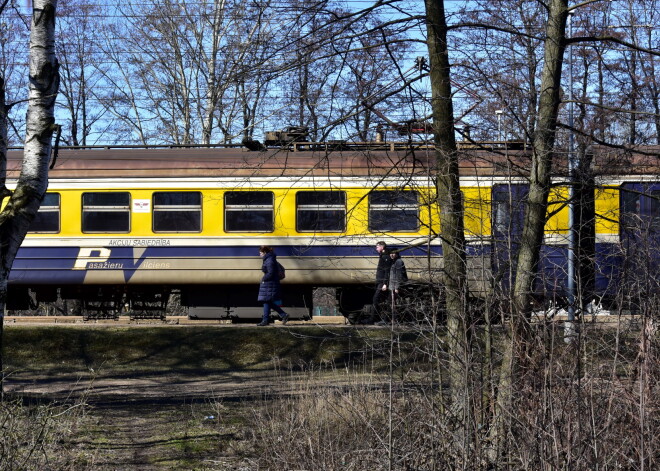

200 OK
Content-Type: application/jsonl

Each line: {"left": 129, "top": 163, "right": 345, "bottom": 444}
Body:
{"left": 224, "top": 191, "right": 274, "bottom": 232}
{"left": 652, "top": 191, "right": 660, "bottom": 231}
{"left": 368, "top": 190, "right": 419, "bottom": 232}
{"left": 621, "top": 190, "right": 641, "bottom": 230}
{"left": 621, "top": 185, "right": 660, "bottom": 232}
{"left": 152, "top": 192, "right": 202, "bottom": 232}
{"left": 296, "top": 191, "right": 346, "bottom": 232}
{"left": 82, "top": 192, "right": 130, "bottom": 233}
{"left": 28, "top": 192, "right": 60, "bottom": 233}
{"left": 492, "top": 187, "right": 527, "bottom": 236}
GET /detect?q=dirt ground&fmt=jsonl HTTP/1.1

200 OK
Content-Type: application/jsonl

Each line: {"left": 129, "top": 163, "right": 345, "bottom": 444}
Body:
{"left": 6, "top": 367, "right": 313, "bottom": 470}
{"left": 0, "top": 326, "right": 372, "bottom": 471}
{"left": 2, "top": 322, "right": 392, "bottom": 470}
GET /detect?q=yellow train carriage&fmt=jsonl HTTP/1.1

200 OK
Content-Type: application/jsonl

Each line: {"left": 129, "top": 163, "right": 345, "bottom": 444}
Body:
{"left": 6, "top": 144, "right": 658, "bottom": 320}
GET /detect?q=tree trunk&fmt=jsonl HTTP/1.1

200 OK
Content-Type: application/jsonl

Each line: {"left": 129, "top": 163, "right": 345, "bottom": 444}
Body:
{"left": 0, "top": 74, "right": 6, "bottom": 400}
{"left": 513, "top": 0, "right": 568, "bottom": 323}
{"left": 0, "top": 0, "right": 59, "bottom": 394}
{"left": 424, "top": 0, "right": 469, "bottom": 413}
{"left": 0, "top": 76, "right": 8, "bottom": 198}
{"left": 489, "top": 0, "right": 569, "bottom": 462}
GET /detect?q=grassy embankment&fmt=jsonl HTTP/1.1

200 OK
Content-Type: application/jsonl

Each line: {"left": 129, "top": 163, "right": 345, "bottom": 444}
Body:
{"left": 3, "top": 324, "right": 410, "bottom": 374}
{"left": 2, "top": 325, "right": 413, "bottom": 470}
{"left": 2, "top": 322, "right": 655, "bottom": 470}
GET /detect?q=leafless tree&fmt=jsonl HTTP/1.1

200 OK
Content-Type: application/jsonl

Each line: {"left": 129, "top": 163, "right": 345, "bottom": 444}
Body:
{"left": 94, "top": 0, "right": 283, "bottom": 144}
{"left": 0, "top": 2, "right": 30, "bottom": 148}
{"left": 424, "top": 0, "right": 469, "bottom": 419}
{"left": 605, "top": 0, "right": 660, "bottom": 145}
{"left": 451, "top": 0, "right": 547, "bottom": 143}
{"left": 260, "top": 0, "right": 413, "bottom": 142}
{"left": 55, "top": 0, "right": 106, "bottom": 146}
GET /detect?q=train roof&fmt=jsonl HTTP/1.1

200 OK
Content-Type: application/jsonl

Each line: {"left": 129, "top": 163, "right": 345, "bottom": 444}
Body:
{"left": 6, "top": 146, "right": 435, "bottom": 179}
{"left": 5, "top": 143, "right": 660, "bottom": 179}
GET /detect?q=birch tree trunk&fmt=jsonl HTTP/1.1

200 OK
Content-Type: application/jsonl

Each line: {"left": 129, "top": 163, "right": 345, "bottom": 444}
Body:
{"left": 424, "top": 0, "right": 469, "bottom": 414}
{"left": 0, "top": 0, "right": 59, "bottom": 394}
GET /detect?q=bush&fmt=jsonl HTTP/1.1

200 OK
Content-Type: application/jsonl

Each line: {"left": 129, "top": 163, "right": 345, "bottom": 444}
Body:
{"left": 0, "top": 397, "right": 95, "bottom": 470}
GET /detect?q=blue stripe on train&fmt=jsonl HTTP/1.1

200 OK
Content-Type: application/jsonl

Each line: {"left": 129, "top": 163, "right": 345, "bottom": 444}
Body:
{"left": 11, "top": 243, "right": 494, "bottom": 260}
{"left": 11, "top": 243, "right": 623, "bottom": 299}
{"left": 12, "top": 245, "right": 450, "bottom": 273}
{"left": 9, "top": 244, "right": 449, "bottom": 284}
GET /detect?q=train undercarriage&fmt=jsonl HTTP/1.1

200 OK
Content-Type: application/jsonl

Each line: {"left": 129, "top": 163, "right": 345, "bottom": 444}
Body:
{"left": 6, "top": 284, "right": 316, "bottom": 322}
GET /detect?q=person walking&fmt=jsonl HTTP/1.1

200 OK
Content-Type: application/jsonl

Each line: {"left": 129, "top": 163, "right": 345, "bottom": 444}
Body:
{"left": 386, "top": 250, "right": 408, "bottom": 323}
{"left": 370, "top": 241, "right": 393, "bottom": 324}
{"left": 257, "top": 245, "right": 289, "bottom": 326}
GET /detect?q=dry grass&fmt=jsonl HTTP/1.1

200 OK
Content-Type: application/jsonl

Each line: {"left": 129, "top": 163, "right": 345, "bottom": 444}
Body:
{"left": 0, "top": 396, "right": 95, "bottom": 471}
{"left": 244, "top": 321, "right": 659, "bottom": 470}
{"left": 0, "top": 319, "right": 657, "bottom": 470}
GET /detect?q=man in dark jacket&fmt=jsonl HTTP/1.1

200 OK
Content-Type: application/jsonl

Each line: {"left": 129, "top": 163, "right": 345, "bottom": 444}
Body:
{"left": 370, "top": 241, "right": 393, "bottom": 324}
{"left": 257, "top": 246, "right": 289, "bottom": 326}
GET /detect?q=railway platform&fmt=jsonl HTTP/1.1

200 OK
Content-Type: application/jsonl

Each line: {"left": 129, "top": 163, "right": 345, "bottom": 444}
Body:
{"left": 2, "top": 315, "right": 347, "bottom": 326}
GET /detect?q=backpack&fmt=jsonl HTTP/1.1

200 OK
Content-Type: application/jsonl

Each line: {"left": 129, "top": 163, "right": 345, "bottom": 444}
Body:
{"left": 277, "top": 262, "right": 286, "bottom": 280}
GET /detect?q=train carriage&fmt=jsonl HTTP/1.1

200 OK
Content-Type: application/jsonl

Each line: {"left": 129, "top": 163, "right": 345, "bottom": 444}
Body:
{"left": 5, "top": 143, "right": 660, "bottom": 320}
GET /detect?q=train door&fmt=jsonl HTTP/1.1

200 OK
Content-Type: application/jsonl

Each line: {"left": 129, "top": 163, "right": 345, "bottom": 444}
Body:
{"left": 619, "top": 183, "right": 660, "bottom": 307}
{"left": 491, "top": 184, "right": 528, "bottom": 295}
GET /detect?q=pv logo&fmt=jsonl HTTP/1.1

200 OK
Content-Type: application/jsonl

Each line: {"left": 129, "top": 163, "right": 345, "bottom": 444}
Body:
{"left": 73, "top": 247, "right": 111, "bottom": 270}
{"left": 72, "top": 247, "right": 150, "bottom": 282}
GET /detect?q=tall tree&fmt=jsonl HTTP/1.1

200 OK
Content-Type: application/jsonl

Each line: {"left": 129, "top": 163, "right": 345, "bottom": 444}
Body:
{"left": 469, "top": 0, "right": 572, "bottom": 460}
{"left": 511, "top": 0, "right": 568, "bottom": 327}
{"left": 97, "top": 0, "right": 283, "bottom": 145}
{"left": 268, "top": 1, "right": 412, "bottom": 142}
{"left": 453, "top": 0, "right": 547, "bottom": 143}
{"left": 424, "top": 0, "right": 469, "bottom": 415}
{"left": 0, "top": 0, "right": 59, "bottom": 393}
{"left": 56, "top": 0, "right": 105, "bottom": 146}
{"left": 0, "top": 2, "right": 30, "bottom": 147}
{"left": 610, "top": 0, "right": 660, "bottom": 144}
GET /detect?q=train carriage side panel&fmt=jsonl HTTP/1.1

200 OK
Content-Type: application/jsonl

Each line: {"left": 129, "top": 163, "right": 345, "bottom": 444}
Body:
{"left": 617, "top": 182, "right": 660, "bottom": 305}
{"left": 593, "top": 186, "right": 620, "bottom": 299}
{"left": 10, "top": 180, "right": 451, "bottom": 318}
{"left": 7, "top": 145, "right": 660, "bottom": 317}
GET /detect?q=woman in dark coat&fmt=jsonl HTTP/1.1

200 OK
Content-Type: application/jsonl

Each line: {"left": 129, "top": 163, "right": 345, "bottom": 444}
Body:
{"left": 257, "top": 246, "right": 289, "bottom": 326}
{"left": 388, "top": 251, "right": 408, "bottom": 293}
{"left": 383, "top": 250, "right": 408, "bottom": 324}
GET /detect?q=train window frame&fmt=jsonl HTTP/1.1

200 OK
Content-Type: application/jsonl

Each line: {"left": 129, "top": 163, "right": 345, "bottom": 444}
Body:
{"left": 492, "top": 184, "right": 528, "bottom": 237}
{"left": 620, "top": 183, "right": 660, "bottom": 233}
{"left": 296, "top": 191, "right": 346, "bottom": 232}
{"left": 368, "top": 190, "right": 420, "bottom": 232}
{"left": 28, "top": 192, "right": 61, "bottom": 233}
{"left": 224, "top": 191, "right": 274, "bottom": 232}
{"left": 81, "top": 192, "right": 131, "bottom": 233}
{"left": 152, "top": 191, "right": 202, "bottom": 233}
{"left": 651, "top": 191, "right": 660, "bottom": 231}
